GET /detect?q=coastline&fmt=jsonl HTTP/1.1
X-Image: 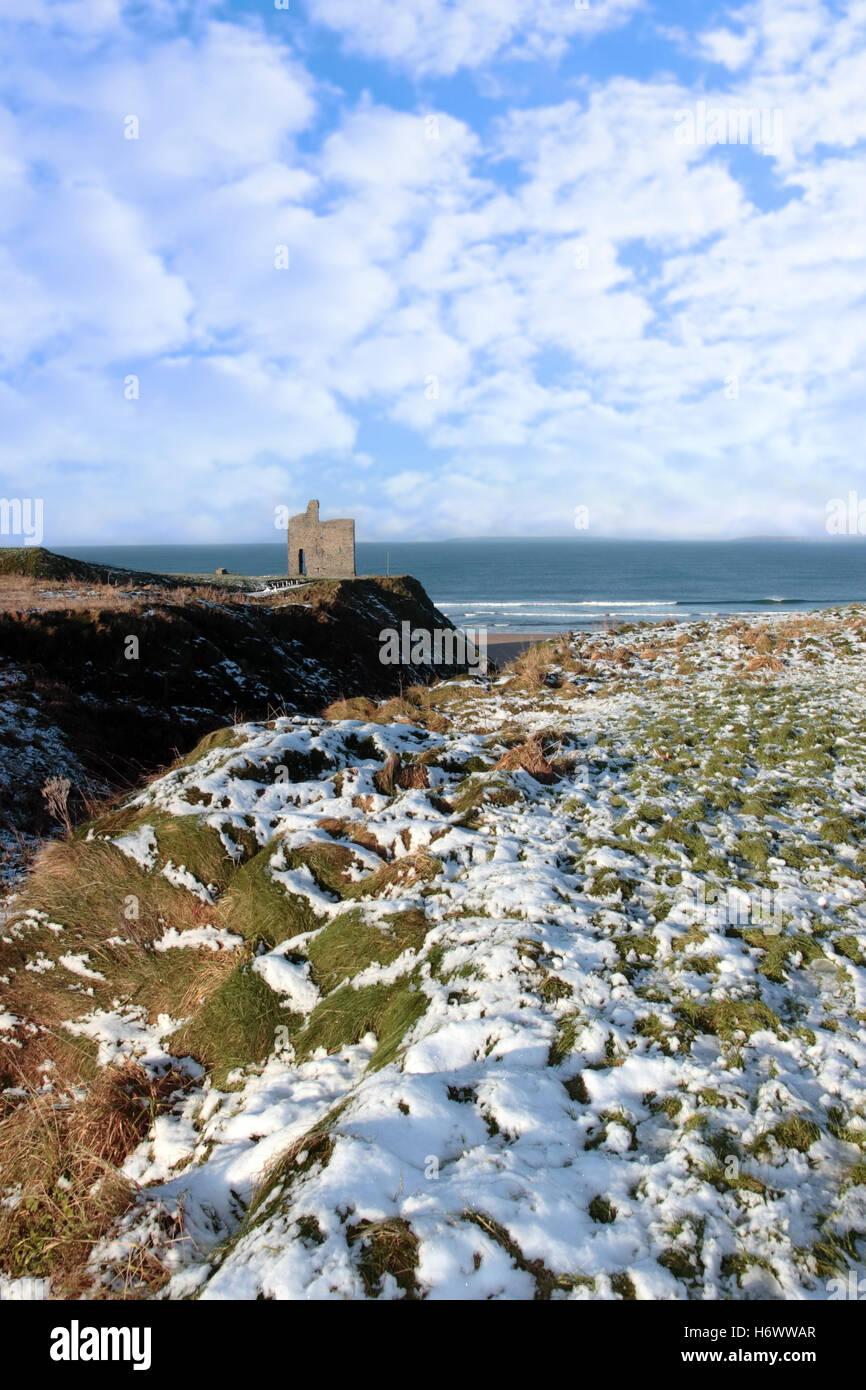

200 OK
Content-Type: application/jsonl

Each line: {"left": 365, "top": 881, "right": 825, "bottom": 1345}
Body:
{"left": 484, "top": 630, "right": 561, "bottom": 664}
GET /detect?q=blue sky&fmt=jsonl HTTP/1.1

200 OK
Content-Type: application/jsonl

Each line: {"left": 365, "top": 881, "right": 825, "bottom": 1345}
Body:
{"left": 0, "top": 0, "right": 864, "bottom": 544}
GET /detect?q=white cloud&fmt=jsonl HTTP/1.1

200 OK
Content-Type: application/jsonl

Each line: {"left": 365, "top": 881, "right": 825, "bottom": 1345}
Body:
{"left": 698, "top": 27, "right": 758, "bottom": 70}
{"left": 1, "top": 2, "right": 865, "bottom": 541}
{"left": 307, "top": 0, "right": 643, "bottom": 76}
{"left": 2, "top": 184, "right": 193, "bottom": 369}
{"left": 0, "top": 353, "right": 357, "bottom": 543}
{"left": 0, "top": 0, "right": 123, "bottom": 36}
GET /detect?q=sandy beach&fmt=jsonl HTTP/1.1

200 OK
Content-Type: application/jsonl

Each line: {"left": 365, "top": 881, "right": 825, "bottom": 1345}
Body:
{"left": 484, "top": 630, "right": 560, "bottom": 664}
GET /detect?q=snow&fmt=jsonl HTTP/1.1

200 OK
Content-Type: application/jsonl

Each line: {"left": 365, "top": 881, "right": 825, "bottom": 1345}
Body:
{"left": 153, "top": 926, "right": 243, "bottom": 953}
{"left": 252, "top": 950, "right": 320, "bottom": 1014}
{"left": 161, "top": 861, "right": 215, "bottom": 903}
{"left": 64, "top": 1007, "right": 185, "bottom": 1070}
{"left": 7, "top": 608, "right": 866, "bottom": 1299}
{"left": 111, "top": 824, "right": 159, "bottom": 870}
{"left": 57, "top": 952, "right": 105, "bottom": 982}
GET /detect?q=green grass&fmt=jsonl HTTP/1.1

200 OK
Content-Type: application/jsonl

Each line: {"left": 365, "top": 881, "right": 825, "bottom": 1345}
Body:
{"left": 219, "top": 841, "right": 322, "bottom": 947}
{"left": 676, "top": 997, "right": 783, "bottom": 1044}
{"left": 835, "top": 934, "right": 865, "bottom": 967}
{"left": 171, "top": 727, "right": 246, "bottom": 769}
{"left": 170, "top": 964, "right": 290, "bottom": 1089}
{"left": 811, "top": 1228, "right": 862, "bottom": 1278}
{"left": 720, "top": 1252, "right": 776, "bottom": 1287}
{"left": 547, "top": 1011, "right": 581, "bottom": 1067}
{"left": 650, "top": 818, "right": 728, "bottom": 875}
{"left": 2, "top": 837, "right": 232, "bottom": 1031}
{"left": 306, "top": 908, "right": 430, "bottom": 994}
{"left": 749, "top": 1116, "right": 821, "bottom": 1158}
{"left": 735, "top": 833, "right": 772, "bottom": 873}
{"left": 658, "top": 1247, "right": 699, "bottom": 1282}
{"left": 588, "top": 1195, "right": 617, "bottom": 1224}
{"left": 293, "top": 975, "right": 428, "bottom": 1070}
{"left": 286, "top": 841, "right": 367, "bottom": 897}
{"left": 150, "top": 812, "right": 238, "bottom": 894}
{"left": 448, "top": 774, "right": 522, "bottom": 817}
{"left": 0, "top": 546, "right": 107, "bottom": 581}
{"left": 742, "top": 929, "right": 825, "bottom": 983}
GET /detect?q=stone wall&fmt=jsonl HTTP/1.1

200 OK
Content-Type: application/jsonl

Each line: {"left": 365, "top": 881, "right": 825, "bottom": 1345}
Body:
{"left": 287, "top": 499, "right": 355, "bottom": 578}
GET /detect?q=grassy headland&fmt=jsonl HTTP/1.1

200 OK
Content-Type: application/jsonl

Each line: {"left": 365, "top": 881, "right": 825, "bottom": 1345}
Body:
{"left": 1, "top": 606, "right": 865, "bottom": 1299}
{"left": 0, "top": 548, "right": 464, "bottom": 861}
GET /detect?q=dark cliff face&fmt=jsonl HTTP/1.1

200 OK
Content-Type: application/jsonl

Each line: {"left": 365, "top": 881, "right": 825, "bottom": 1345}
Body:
{"left": 0, "top": 564, "right": 465, "bottom": 848}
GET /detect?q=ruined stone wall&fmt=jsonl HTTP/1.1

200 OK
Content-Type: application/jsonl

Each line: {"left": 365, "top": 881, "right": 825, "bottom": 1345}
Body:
{"left": 287, "top": 500, "right": 355, "bottom": 578}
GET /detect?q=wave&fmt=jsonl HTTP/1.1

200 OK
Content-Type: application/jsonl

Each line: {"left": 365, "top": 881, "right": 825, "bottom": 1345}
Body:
{"left": 672, "top": 597, "right": 810, "bottom": 606}
{"left": 435, "top": 600, "right": 678, "bottom": 609}
{"left": 437, "top": 596, "right": 842, "bottom": 609}
{"left": 457, "top": 616, "right": 683, "bottom": 626}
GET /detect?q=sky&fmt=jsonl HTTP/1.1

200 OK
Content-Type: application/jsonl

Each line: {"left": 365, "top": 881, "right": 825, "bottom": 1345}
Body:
{"left": 0, "top": 0, "right": 865, "bottom": 544}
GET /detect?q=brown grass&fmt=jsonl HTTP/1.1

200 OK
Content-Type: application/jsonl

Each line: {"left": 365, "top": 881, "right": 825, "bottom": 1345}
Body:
{"left": 175, "top": 949, "right": 245, "bottom": 1019}
{"left": 372, "top": 753, "right": 431, "bottom": 796}
{"left": 0, "top": 573, "right": 255, "bottom": 615}
{"left": 743, "top": 654, "right": 783, "bottom": 674}
{"left": 66, "top": 1062, "right": 190, "bottom": 1179}
{"left": 315, "top": 817, "right": 386, "bottom": 856}
{"left": 397, "top": 762, "right": 430, "bottom": 789}
{"left": 505, "top": 641, "right": 557, "bottom": 691}
{"left": 346, "top": 1217, "right": 421, "bottom": 1299}
{"left": 323, "top": 696, "right": 379, "bottom": 721}
{"left": 0, "top": 1062, "right": 187, "bottom": 1295}
{"left": 495, "top": 736, "right": 559, "bottom": 784}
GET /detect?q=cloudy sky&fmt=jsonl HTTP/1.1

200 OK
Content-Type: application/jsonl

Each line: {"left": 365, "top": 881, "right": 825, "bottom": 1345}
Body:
{"left": 1, "top": 0, "right": 864, "bottom": 544}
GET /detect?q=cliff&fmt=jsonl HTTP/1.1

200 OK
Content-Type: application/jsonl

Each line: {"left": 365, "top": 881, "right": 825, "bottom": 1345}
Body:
{"left": 0, "top": 550, "right": 463, "bottom": 854}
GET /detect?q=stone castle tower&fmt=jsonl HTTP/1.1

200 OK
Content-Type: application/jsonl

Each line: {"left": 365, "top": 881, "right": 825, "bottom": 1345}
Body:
{"left": 287, "top": 499, "right": 355, "bottom": 578}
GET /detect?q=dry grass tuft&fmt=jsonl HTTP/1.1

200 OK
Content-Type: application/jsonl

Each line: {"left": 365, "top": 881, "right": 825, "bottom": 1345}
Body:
{"left": 175, "top": 949, "right": 244, "bottom": 1020}
{"left": 373, "top": 751, "right": 400, "bottom": 796}
{"left": 65, "top": 1062, "right": 190, "bottom": 1181}
{"left": 315, "top": 817, "right": 386, "bottom": 856}
{"left": 505, "top": 641, "right": 556, "bottom": 690}
{"left": 744, "top": 654, "right": 783, "bottom": 674}
{"left": 495, "top": 736, "right": 559, "bottom": 784}
{"left": 323, "top": 696, "right": 378, "bottom": 721}
{"left": 0, "top": 1061, "right": 186, "bottom": 1295}
{"left": 372, "top": 753, "right": 431, "bottom": 796}
{"left": 397, "top": 762, "right": 430, "bottom": 790}
{"left": 346, "top": 1217, "right": 421, "bottom": 1299}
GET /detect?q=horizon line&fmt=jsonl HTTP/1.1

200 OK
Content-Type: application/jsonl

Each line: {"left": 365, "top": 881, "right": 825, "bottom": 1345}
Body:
{"left": 24, "top": 533, "right": 866, "bottom": 548}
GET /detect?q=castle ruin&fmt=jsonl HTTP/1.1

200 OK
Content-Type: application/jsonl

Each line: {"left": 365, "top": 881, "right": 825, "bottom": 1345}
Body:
{"left": 287, "top": 499, "right": 355, "bottom": 578}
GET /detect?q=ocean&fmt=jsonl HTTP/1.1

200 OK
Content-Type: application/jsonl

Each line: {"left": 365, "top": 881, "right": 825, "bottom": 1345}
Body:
{"left": 63, "top": 537, "right": 866, "bottom": 634}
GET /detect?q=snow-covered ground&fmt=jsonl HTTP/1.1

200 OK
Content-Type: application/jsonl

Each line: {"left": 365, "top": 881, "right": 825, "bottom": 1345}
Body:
{"left": 4, "top": 610, "right": 866, "bottom": 1299}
